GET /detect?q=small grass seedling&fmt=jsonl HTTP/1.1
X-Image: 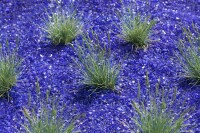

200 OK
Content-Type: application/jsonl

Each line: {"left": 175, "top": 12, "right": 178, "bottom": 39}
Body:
{"left": 0, "top": 39, "right": 21, "bottom": 97}
{"left": 45, "top": 10, "right": 82, "bottom": 45}
{"left": 131, "top": 72, "right": 195, "bottom": 133}
{"left": 177, "top": 23, "right": 200, "bottom": 85}
{"left": 21, "top": 79, "right": 78, "bottom": 133}
{"left": 118, "top": 6, "right": 156, "bottom": 50}
{"left": 75, "top": 31, "right": 121, "bottom": 91}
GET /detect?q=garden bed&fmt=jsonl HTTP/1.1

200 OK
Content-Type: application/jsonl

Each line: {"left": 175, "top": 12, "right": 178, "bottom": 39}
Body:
{"left": 0, "top": 0, "right": 200, "bottom": 132}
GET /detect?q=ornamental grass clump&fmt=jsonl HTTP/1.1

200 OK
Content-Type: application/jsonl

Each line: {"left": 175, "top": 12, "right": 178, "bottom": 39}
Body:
{"left": 22, "top": 79, "right": 75, "bottom": 133}
{"left": 119, "top": 7, "right": 156, "bottom": 50}
{"left": 177, "top": 23, "right": 200, "bottom": 85}
{"left": 0, "top": 40, "right": 21, "bottom": 97}
{"left": 22, "top": 105, "right": 74, "bottom": 133}
{"left": 132, "top": 72, "right": 195, "bottom": 133}
{"left": 75, "top": 32, "right": 121, "bottom": 90}
{"left": 45, "top": 10, "right": 82, "bottom": 45}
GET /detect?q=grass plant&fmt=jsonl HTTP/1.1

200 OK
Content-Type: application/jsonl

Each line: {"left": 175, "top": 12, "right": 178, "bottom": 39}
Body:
{"left": 177, "top": 23, "right": 200, "bottom": 85}
{"left": 22, "top": 105, "right": 74, "bottom": 133}
{"left": 21, "top": 79, "right": 76, "bottom": 133}
{"left": 75, "top": 32, "right": 121, "bottom": 90}
{"left": 45, "top": 10, "right": 82, "bottom": 45}
{"left": 0, "top": 39, "right": 21, "bottom": 97}
{"left": 118, "top": 7, "right": 156, "bottom": 50}
{"left": 131, "top": 72, "right": 195, "bottom": 133}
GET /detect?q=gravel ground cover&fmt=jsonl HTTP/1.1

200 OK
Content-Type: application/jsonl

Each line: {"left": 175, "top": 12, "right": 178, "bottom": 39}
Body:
{"left": 0, "top": 0, "right": 200, "bottom": 132}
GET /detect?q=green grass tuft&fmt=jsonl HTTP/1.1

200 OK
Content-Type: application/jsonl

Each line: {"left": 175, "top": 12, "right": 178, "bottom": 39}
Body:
{"left": 131, "top": 72, "right": 195, "bottom": 133}
{"left": 22, "top": 79, "right": 76, "bottom": 133}
{"left": 75, "top": 32, "right": 121, "bottom": 90}
{"left": 177, "top": 23, "right": 200, "bottom": 85}
{"left": 22, "top": 106, "right": 74, "bottom": 133}
{"left": 0, "top": 39, "right": 21, "bottom": 97}
{"left": 45, "top": 10, "right": 82, "bottom": 45}
{"left": 119, "top": 7, "right": 156, "bottom": 50}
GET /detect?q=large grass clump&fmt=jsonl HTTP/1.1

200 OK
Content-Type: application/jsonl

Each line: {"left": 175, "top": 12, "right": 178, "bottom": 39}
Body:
{"left": 131, "top": 72, "right": 195, "bottom": 133}
{"left": 119, "top": 7, "right": 156, "bottom": 50}
{"left": 21, "top": 79, "right": 77, "bottom": 133}
{"left": 75, "top": 32, "right": 121, "bottom": 90}
{"left": 0, "top": 40, "right": 21, "bottom": 97}
{"left": 45, "top": 10, "right": 82, "bottom": 45}
{"left": 177, "top": 23, "right": 200, "bottom": 85}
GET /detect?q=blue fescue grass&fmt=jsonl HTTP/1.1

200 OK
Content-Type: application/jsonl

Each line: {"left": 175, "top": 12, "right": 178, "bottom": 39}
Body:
{"left": 21, "top": 79, "right": 79, "bottom": 133}
{"left": 131, "top": 72, "right": 195, "bottom": 133}
{"left": 177, "top": 23, "right": 200, "bottom": 85}
{"left": 22, "top": 105, "right": 74, "bottom": 133}
{"left": 44, "top": 9, "right": 82, "bottom": 45}
{"left": 0, "top": 39, "right": 21, "bottom": 97}
{"left": 118, "top": 6, "right": 156, "bottom": 50}
{"left": 74, "top": 31, "right": 121, "bottom": 91}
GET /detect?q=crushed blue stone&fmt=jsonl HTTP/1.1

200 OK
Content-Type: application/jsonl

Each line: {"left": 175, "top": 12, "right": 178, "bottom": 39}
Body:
{"left": 0, "top": 0, "right": 199, "bottom": 132}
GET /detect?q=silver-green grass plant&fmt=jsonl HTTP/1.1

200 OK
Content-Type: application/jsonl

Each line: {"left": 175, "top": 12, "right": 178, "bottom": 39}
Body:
{"left": 0, "top": 39, "right": 21, "bottom": 97}
{"left": 177, "top": 23, "right": 200, "bottom": 85}
{"left": 45, "top": 10, "right": 82, "bottom": 45}
{"left": 118, "top": 7, "right": 156, "bottom": 50}
{"left": 75, "top": 31, "right": 121, "bottom": 91}
{"left": 131, "top": 72, "right": 195, "bottom": 133}
{"left": 21, "top": 79, "right": 76, "bottom": 133}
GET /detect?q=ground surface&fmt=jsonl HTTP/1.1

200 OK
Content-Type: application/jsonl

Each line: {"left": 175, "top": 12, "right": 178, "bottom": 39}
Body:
{"left": 0, "top": 0, "right": 200, "bottom": 132}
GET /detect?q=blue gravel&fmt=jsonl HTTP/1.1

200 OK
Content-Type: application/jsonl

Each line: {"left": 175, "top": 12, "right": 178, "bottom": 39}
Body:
{"left": 0, "top": 0, "right": 200, "bottom": 132}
